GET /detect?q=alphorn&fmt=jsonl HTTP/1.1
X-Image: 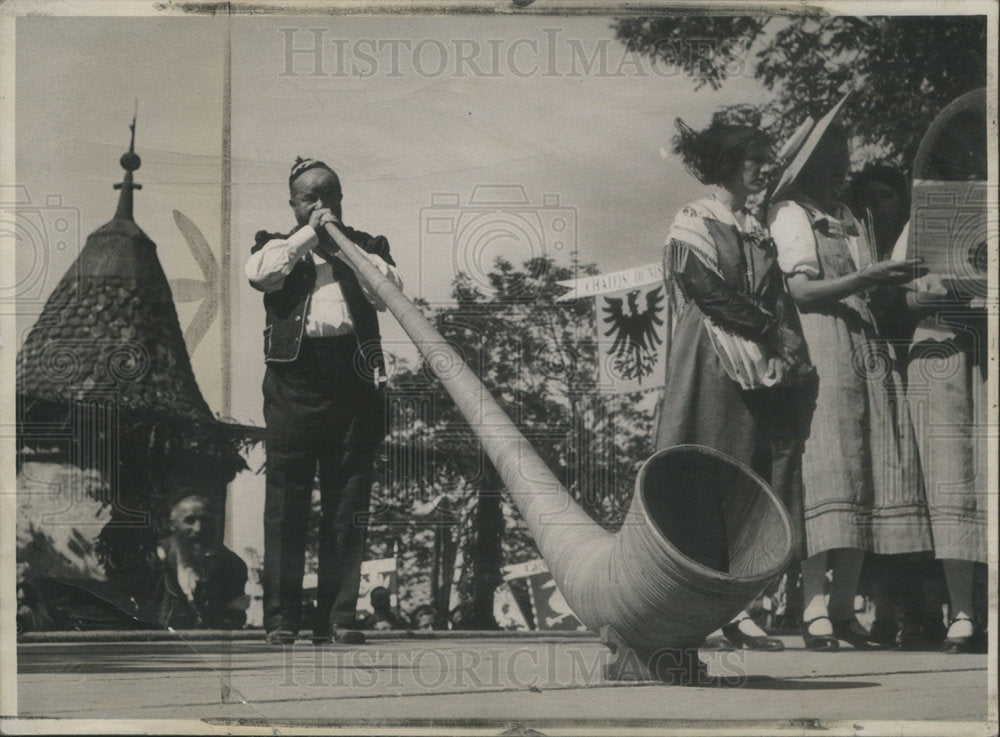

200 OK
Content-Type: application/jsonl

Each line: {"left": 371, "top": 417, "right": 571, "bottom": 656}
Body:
{"left": 324, "top": 222, "right": 793, "bottom": 653}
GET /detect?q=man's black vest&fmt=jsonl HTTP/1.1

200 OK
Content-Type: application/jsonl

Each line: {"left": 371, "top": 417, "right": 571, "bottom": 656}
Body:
{"left": 250, "top": 224, "right": 394, "bottom": 383}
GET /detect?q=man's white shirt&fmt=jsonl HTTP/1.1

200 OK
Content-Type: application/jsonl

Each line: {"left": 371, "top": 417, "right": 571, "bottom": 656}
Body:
{"left": 245, "top": 225, "right": 403, "bottom": 337}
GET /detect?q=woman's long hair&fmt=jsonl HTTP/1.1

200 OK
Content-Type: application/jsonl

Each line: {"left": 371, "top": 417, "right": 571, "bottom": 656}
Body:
{"left": 673, "top": 118, "right": 770, "bottom": 186}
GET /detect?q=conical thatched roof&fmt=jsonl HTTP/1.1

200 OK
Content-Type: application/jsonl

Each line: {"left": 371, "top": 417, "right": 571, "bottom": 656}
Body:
{"left": 16, "top": 124, "right": 249, "bottom": 593}
{"left": 18, "top": 218, "right": 217, "bottom": 424}
{"left": 16, "top": 123, "right": 246, "bottom": 462}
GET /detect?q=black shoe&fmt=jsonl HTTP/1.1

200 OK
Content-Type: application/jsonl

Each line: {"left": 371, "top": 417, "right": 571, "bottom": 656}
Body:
{"left": 703, "top": 630, "right": 736, "bottom": 651}
{"left": 941, "top": 618, "right": 986, "bottom": 654}
{"left": 869, "top": 619, "right": 899, "bottom": 647}
{"left": 310, "top": 627, "right": 332, "bottom": 646}
{"left": 265, "top": 629, "right": 296, "bottom": 645}
{"left": 333, "top": 626, "right": 367, "bottom": 645}
{"left": 312, "top": 629, "right": 366, "bottom": 645}
{"left": 721, "top": 621, "right": 785, "bottom": 652}
{"left": 313, "top": 618, "right": 368, "bottom": 645}
{"left": 801, "top": 616, "right": 839, "bottom": 651}
{"left": 831, "top": 618, "right": 891, "bottom": 650}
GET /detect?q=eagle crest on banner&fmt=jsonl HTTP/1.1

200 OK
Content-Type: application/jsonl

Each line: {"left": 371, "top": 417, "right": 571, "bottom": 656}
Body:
{"left": 601, "top": 286, "right": 664, "bottom": 383}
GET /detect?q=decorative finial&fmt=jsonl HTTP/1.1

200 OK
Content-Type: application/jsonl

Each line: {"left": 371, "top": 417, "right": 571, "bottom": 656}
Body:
{"left": 114, "top": 101, "right": 142, "bottom": 221}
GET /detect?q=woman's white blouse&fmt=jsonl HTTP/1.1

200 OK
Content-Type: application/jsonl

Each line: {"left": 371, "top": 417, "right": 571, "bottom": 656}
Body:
{"left": 769, "top": 199, "right": 868, "bottom": 278}
{"left": 768, "top": 200, "right": 822, "bottom": 278}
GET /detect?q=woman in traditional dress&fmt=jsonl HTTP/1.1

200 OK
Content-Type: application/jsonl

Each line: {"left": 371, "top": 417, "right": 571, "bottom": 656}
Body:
{"left": 889, "top": 223, "right": 989, "bottom": 653}
{"left": 655, "top": 118, "right": 816, "bottom": 651}
{"left": 848, "top": 166, "right": 941, "bottom": 648}
{"left": 768, "top": 111, "right": 932, "bottom": 651}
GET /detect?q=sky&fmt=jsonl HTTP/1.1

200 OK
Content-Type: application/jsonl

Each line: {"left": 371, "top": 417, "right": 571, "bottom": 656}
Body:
{"left": 11, "top": 14, "right": 769, "bottom": 552}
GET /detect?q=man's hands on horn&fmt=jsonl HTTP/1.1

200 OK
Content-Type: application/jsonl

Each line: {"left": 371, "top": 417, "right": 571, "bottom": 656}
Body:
{"left": 309, "top": 206, "right": 342, "bottom": 261}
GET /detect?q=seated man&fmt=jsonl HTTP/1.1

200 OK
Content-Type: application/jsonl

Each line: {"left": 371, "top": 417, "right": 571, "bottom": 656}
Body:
{"left": 360, "top": 586, "right": 406, "bottom": 631}
{"left": 411, "top": 604, "right": 446, "bottom": 631}
{"left": 152, "top": 493, "right": 249, "bottom": 629}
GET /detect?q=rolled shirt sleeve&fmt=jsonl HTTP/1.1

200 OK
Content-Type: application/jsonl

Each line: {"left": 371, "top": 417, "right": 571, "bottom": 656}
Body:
{"left": 769, "top": 201, "right": 822, "bottom": 278}
{"left": 245, "top": 226, "right": 318, "bottom": 292}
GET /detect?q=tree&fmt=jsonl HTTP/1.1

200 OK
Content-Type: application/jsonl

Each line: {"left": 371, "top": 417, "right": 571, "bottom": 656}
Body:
{"left": 613, "top": 14, "right": 987, "bottom": 168}
{"left": 366, "top": 256, "right": 657, "bottom": 628}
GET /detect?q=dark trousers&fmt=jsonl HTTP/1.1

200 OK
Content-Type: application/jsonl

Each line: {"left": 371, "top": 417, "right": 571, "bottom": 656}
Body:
{"left": 262, "top": 336, "right": 384, "bottom": 634}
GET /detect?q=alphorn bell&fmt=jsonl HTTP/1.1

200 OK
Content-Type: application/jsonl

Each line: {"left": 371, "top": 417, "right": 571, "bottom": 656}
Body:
{"left": 323, "top": 222, "right": 793, "bottom": 664}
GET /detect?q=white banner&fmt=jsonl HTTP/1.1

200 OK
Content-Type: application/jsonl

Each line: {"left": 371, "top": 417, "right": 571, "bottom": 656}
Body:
{"left": 596, "top": 283, "right": 668, "bottom": 394}
{"left": 502, "top": 558, "right": 551, "bottom": 581}
{"left": 556, "top": 262, "right": 663, "bottom": 302}
{"left": 500, "top": 559, "right": 584, "bottom": 631}
{"left": 357, "top": 557, "right": 399, "bottom": 614}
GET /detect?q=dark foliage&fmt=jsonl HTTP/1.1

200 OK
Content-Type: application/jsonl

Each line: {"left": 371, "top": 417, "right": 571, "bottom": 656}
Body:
{"left": 366, "top": 256, "right": 656, "bottom": 626}
{"left": 614, "top": 14, "right": 987, "bottom": 169}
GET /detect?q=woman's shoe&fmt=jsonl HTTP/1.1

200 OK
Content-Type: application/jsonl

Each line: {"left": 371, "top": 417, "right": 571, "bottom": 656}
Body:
{"left": 831, "top": 618, "right": 892, "bottom": 650}
{"left": 721, "top": 618, "right": 785, "bottom": 652}
{"left": 941, "top": 617, "right": 986, "bottom": 654}
{"left": 801, "top": 616, "right": 839, "bottom": 651}
{"left": 703, "top": 628, "right": 736, "bottom": 651}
